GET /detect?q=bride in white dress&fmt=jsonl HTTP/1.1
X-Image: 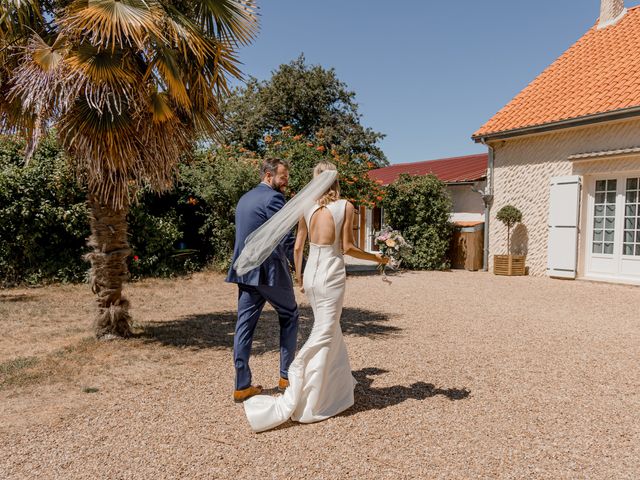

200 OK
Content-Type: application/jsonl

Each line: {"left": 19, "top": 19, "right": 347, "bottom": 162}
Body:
{"left": 242, "top": 161, "right": 388, "bottom": 432}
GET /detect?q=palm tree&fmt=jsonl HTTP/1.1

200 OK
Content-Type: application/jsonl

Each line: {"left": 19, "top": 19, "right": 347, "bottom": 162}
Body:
{"left": 0, "top": 0, "right": 258, "bottom": 337}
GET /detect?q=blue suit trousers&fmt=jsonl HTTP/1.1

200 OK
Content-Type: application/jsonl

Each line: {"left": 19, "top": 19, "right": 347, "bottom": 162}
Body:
{"left": 234, "top": 284, "right": 299, "bottom": 390}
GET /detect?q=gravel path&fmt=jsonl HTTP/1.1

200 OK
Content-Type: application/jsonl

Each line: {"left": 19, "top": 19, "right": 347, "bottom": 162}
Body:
{"left": 1, "top": 270, "right": 639, "bottom": 479}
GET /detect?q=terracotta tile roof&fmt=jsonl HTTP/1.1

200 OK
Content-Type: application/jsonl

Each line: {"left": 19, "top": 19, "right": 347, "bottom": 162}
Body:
{"left": 473, "top": 5, "right": 640, "bottom": 138}
{"left": 368, "top": 153, "right": 487, "bottom": 186}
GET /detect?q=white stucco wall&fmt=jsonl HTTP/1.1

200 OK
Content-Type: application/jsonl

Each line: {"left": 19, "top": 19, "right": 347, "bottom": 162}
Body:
{"left": 488, "top": 117, "right": 640, "bottom": 276}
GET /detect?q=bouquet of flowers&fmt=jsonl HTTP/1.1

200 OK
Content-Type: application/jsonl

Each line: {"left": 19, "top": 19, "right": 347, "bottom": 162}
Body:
{"left": 374, "top": 225, "right": 412, "bottom": 279}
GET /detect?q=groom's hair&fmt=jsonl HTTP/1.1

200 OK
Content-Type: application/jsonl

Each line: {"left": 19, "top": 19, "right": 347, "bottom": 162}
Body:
{"left": 261, "top": 157, "right": 289, "bottom": 178}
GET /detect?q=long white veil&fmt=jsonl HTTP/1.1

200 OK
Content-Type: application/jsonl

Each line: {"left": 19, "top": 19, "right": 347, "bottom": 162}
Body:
{"left": 233, "top": 170, "right": 338, "bottom": 276}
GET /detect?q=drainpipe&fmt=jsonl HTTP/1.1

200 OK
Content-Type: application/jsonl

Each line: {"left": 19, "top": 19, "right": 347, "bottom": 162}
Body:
{"left": 478, "top": 138, "right": 494, "bottom": 271}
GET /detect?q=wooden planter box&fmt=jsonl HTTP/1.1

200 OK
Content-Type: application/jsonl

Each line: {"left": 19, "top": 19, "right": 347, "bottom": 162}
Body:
{"left": 493, "top": 254, "right": 526, "bottom": 276}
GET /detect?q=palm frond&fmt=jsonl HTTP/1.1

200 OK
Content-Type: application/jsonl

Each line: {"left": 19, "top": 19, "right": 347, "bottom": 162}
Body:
{"left": 193, "top": 0, "right": 258, "bottom": 46}
{"left": 149, "top": 90, "right": 176, "bottom": 123}
{"left": 61, "top": 0, "right": 163, "bottom": 50}
{"left": 2, "top": 0, "right": 259, "bottom": 209}
{"left": 146, "top": 47, "right": 191, "bottom": 109}
{"left": 0, "top": 0, "right": 42, "bottom": 39}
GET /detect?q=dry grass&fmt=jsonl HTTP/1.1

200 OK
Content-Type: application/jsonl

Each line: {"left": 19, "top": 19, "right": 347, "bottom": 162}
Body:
{"left": 1, "top": 270, "right": 639, "bottom": 479}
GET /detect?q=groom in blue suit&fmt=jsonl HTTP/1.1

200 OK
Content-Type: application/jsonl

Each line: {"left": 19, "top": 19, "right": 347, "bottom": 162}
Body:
{"left": 226, "top": 157, "right": 299, "bottom": 403}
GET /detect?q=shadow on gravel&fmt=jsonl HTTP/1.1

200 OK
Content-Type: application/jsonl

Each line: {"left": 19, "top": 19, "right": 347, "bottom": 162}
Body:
{"left": 342, "top": 367, "right": 471, "bottom": 416}
{"left": 260, "top": 367, "right": 472, "bottom": 432}
{"left": 139, "top": 307, "right": 401, "bottom": 352}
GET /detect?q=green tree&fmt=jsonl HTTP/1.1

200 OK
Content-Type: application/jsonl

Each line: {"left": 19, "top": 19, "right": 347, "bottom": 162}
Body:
{"left": 223, "top": 55, "right": 388, "bottom": 167}
{"left": 1, "top": 0, "right": 258, "bottom": 338}
{"left": 496, "top": 205, "right": 522, "bottom": 254}
{"left": 263, "top": 128, "right": 385, "bottom": 208}
{"left": 382, "top": 174, "right": 453, "bottom": 270}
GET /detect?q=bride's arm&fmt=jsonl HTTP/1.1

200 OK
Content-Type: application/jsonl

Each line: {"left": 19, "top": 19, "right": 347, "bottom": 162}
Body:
{"left": 342, "top": 202, "right": 388, "bottom": 264}
{"left": 294, "top": 216, "right": 307, "bottom": 286}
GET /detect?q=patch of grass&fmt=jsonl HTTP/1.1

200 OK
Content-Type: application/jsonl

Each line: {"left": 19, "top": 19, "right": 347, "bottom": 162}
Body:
{"left": 82, "top": 386, "right": 99, "bottom": 393}
{"left": 0, "top": 356, "right": 39, "bottom": 376}
{"left": 0, "top": 337, "right": 99, "bottom": 390}
{"left": 0, "top": 356, "right": 40, "bottom": 388}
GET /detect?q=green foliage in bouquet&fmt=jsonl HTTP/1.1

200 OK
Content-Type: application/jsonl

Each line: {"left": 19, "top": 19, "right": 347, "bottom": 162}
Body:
{"left": 382, "top": 174, "right": 453, "bottom": 270}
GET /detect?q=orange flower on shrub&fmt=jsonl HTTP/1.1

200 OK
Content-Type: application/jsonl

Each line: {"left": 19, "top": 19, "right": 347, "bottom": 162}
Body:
{"left": 282, "top": 125, "right": 292, "bottom": 131}
{"left": 265, "top": 135, "right": 273, "bottom": 143}
{"left": 306, "top": 142, "right": 314, "bottom": 147}
{"left": 274, "top": 141, "right": 282, "bottom": 146}
{"left": 293, "top": 134, "right": 303, "bottom": 140}
{"left": 187, "top": 196, "right": 198, "bottom": 206}
{"left": 316, "top": 145, "right": 325, "bottom": 152}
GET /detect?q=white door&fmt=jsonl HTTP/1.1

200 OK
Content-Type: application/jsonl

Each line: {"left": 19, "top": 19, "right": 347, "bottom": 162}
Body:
{"left": 547, "top": 176, "right": 581, "bottom": 278}
{"left": 585, "top": 174, "right": 640, "bottom": 283}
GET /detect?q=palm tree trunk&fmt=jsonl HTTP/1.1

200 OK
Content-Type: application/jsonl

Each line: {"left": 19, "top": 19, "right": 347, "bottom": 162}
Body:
{"left": 84, "top": 194, "right": 132, "bottom": 338}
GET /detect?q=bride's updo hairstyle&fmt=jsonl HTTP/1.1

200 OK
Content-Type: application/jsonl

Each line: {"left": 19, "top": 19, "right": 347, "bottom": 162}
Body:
{"left": 314, "top": 161, "right": 340, "bottom": 207}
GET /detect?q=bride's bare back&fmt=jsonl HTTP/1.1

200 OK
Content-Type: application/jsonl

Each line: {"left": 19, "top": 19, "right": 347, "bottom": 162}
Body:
{"left": 308, "top": 207, "right": 337, "bottom": 245}
{"left": 293, "top": 200, "right": 386, "bottom": 290}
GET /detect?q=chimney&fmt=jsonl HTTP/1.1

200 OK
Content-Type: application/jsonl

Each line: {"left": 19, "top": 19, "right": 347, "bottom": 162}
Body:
{"left": 598, "top": 0, "right": 626, "bottom": 29}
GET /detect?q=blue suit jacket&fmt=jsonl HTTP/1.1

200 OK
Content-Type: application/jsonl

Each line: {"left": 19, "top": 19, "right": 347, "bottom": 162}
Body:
{"left": 226, "top": 183, "right": 295, "bottom": 287}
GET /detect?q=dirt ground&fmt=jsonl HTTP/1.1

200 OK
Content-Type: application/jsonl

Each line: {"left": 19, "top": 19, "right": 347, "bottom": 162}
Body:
{"left": 1, "top": 270, "right": 638, "bottom": 479}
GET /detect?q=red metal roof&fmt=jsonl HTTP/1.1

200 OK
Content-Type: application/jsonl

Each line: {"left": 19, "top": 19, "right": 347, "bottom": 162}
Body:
{"left": 368, "top": 153, "right": 488, "bottom": 186}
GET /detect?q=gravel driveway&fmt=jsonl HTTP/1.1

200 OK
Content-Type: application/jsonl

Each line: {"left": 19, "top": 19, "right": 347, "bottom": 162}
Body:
{"left": 1, "top": 270, "right": 638, "bottom": 479}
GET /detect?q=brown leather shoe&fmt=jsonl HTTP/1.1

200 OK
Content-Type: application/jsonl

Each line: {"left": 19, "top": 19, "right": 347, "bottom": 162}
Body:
{"left": 233, "top": 385, "right": 262, "bottom": 403}
{"left": 278, "top": 377, "right": 289, "bottom": 392}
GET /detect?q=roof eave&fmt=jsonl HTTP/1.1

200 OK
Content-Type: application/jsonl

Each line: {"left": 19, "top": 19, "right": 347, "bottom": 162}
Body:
{"left": 472, "top": 105, "right": 640, "bottom": 143}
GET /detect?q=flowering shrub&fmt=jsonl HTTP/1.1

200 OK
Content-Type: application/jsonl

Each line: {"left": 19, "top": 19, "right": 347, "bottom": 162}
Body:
{"left": 264, "top": 128, "right": 384, "bottom": 209}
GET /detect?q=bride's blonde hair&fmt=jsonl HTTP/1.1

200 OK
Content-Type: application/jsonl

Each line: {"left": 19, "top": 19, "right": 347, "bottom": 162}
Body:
{"left": 314, "top": 161, "right": 340, "bottom": 206}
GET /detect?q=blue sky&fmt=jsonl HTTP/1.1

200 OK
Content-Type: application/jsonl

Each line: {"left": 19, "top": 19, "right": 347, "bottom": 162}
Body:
{"left": 234, "top": 0, "right": 640, "bottom": 164}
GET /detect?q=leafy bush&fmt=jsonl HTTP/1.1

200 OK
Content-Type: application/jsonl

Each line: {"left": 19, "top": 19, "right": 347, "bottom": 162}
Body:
{"left": 178, "top": 146, "right": 260, "bottom": 269}
{"left": 127, "top": 196, "right": 192, "bottom": 278}
{"left": 382, "top": 174, "right": 453, "bottom": 270}
{"left": 0, "top": 130, "right": 384, "bottom": 284}
{"left": 0, "top": 135, "right": 90, "bottom": 286}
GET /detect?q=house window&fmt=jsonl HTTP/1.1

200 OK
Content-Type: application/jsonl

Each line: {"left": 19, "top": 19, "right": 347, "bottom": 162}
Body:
{"left": 592, "top": 179, "right": 617, "bottom": 254}
{"left": 623, "top": 177, "right": 640, "bottom": 256}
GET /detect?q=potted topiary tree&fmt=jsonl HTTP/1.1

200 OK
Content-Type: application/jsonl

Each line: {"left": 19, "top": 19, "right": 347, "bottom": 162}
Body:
{"left": 494, "top": 205, "right": 526, "bottom": 276}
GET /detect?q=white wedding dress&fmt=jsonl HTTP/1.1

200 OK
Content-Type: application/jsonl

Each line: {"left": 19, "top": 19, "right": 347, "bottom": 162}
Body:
{"left": 243, "top": 199, "right": 356, "bottom": 432}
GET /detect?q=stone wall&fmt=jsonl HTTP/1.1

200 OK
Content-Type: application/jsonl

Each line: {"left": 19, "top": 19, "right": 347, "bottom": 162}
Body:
{"left": 488, "top": 117, "right": 640, "bottom": 276}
